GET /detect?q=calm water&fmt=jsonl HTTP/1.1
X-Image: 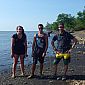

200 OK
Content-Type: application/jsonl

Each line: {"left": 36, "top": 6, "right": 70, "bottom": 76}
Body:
{"left": 0, "top": 31, "right": 54, "bottom": 72}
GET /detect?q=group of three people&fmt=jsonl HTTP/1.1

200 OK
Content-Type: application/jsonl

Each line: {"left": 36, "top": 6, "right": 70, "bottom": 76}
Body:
{"left": 11, "top": 23, "right": 77, "bottom": 80}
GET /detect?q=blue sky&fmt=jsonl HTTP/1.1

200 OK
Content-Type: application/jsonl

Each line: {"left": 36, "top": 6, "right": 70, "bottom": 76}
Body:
{"left": 0, "top": 0, "right": 85, "bottom": 31}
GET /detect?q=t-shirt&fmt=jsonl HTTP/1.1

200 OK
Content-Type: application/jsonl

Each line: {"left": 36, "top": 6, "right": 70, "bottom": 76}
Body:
{"left": 12, "top": 33, "right": 26, "bottom": 54}
{"left": 52, "top": 31, "right": 74, "bottom": 53}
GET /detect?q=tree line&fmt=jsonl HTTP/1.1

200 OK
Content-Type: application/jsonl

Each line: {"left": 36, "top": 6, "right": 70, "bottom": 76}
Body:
{"left": 44, "top": 7, "right": 85, "bottom": 31}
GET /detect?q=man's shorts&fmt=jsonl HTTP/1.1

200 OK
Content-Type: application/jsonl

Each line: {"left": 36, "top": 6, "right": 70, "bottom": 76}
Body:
{"left": 33, "top": 52, "right": 44, "bottom": 64}
{"left": 53, "top": 53, "right": 71, "bottom": 65}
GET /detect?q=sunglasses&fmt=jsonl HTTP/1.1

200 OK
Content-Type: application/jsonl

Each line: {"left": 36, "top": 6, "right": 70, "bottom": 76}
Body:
{"left": 39, "top": 28, "right": 43, "bottom": 30}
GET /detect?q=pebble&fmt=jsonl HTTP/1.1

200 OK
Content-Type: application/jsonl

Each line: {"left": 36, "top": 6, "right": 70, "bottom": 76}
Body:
{"left": 76, "top": 51, "right": 82, "bottom": 54}
{"left": 83, "top": 52, "right": 85, "bottom": 55}
{"left": 8, "top": 83, "right": 13, "bottom": 85}
{"left": 23, "top": 82, "right": 28, "bottom": 84}
{"left": 77, "top": 58, "right": 80, "bottom": 60}
{"left": 69, "top": 69, "right": 74, "bottom": 72}
{"left": 49, "top": 80, "right": 53, "bottom": 83}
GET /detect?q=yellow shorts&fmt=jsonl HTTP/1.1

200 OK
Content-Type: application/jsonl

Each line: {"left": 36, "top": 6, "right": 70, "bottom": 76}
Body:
{"left": 56, "top": 53, "right": 70, "bottom": 59}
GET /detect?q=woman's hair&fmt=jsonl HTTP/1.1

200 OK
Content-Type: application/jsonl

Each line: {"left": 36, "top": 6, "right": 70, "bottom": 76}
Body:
{"left": 16, "top": 25, "right": 25, "bottom": 35}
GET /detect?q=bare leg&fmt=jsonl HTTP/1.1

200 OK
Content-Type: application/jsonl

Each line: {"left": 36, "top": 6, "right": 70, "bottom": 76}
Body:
{"left": 20, "top": 55, "right": 24, "bottom": 75}
{"left": 54, "top": 64, "right": 58, "bottom": 76}
{"left": 27, "top": 64, "right": 36, "bottom": 78}
{"left": 64, "top": 65, "right": 68, "bottom": 76}
{"left": 61, "top": 65, "right": 68, "bottom": 80}
{"left": 12, "top": 54, "right": 18, "bottom": 78}
{"left": 31, "top": 64, "right": 36, "bottom": 76}
{"left": 40, "top": 63, "right": 43, "bottom": 75}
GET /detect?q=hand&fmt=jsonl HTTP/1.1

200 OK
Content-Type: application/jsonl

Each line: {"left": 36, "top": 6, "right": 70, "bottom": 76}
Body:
{"left": 68, "top": 49, "right": 72, "bottom": 53}
{"left": 42, "top": 52, "right": 46, "bottom": 57}
{"left": 53, "top": 47, "right": 57, "bottom": 51}
{"left": 11, "top": 55, "right": 13, "bottom": 58}
{"left": 11, "top": 53, "right": 14, "bottom": 58}
{"left": 56, "top": 51, "right": 61, "bottom": 54}
{"left": 32, "top": 51, "right": 34, "bottom": 57}
{"left": 25, "top": 54, "right": 28, "bottom": 57}
{"left": 24, "top": 53, "right": 28, "bottom": 58}
{"left": 66, "top": 49, "right": 72, "bottom": 54}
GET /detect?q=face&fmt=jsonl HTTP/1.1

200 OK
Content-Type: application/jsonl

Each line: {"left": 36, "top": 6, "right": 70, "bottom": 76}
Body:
{"left": 58, "top": 24, "right": 64, "bottom": 33}
{"left": 38, "top": 26, "right": 43, "bottom": 33}
{"left": 16, "top": 26, "right": 23, "bottom": 34}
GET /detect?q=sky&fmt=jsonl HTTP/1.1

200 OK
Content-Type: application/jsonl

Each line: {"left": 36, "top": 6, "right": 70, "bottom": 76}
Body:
{"left": 0, "top": 0, "right": 85, "bottom": 31}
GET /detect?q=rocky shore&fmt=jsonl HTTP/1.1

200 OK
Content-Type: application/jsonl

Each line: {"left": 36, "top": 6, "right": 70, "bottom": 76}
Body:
{"left": 0, "top": 30, "right": 85, "bottom": 85}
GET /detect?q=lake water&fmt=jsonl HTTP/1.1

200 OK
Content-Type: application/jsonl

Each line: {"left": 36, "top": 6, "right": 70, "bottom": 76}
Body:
{"left": 0, "top": 31, "right": 54, "bottom": 72}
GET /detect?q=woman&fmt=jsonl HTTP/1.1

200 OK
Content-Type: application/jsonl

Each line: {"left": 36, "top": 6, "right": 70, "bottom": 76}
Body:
{"left": 11, "top": 26, "right": 27, "bottom": 78}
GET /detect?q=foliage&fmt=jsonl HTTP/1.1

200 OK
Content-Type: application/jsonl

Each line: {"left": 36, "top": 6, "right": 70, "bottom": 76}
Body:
{"left": 45, "top": 6, "right": 85, "bottom": 31}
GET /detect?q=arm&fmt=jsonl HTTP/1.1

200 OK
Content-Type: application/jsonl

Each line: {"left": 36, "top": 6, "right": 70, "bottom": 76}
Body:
{"left": 24, "top": 37, "right": 28, "bottom": 56}
{"left": 11, "top": 38, "right": 15, "bottom": 58}
{"left": 44, "top": 34, "right": 48, "bottom": 53}
{"left": 51, "top": 35, "right": 58, "bottom": 52}
{"left": 32, "top": 34, "right": 36, "bottom": 55}
{"left": 51, "top": 40, "right": 57, "bottom": 51}
{"left": 42, "top": 34, "right": 48, "bottom": 57}
{"left": 68, "top": 37, "right": 78, "bottom": 53}
{"left": 71, "top": 37, "right": 77, "bottom": 48}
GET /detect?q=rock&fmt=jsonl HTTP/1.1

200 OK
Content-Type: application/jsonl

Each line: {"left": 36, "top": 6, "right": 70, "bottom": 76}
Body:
{"left": 77, "top": 58, "right": 80, "bottom": 60}
{"left": 83, "top": 52, "right": 85, "bottom": 55}
{"left": 28, "top": 41, "right": 32, "bottom": 44}
{"left": 23, "top": 82, "right": 28, "bottom": 84}
{"left": 76, "top": 51, "right": 83, "bottom": 54}
{"left": 69, "top": 69, "right": 74, "bottom": 72}
{"left": 49, "top": 80, "right": 53, "bottom": 83}
{"left": 9, "top": 83, "right": 13, "bottom": 85}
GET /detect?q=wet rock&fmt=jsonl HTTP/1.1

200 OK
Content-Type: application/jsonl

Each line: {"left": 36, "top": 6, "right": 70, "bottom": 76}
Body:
{"left": 70, "top": 80, "right": 85, "bottom": 85}
{"left": 23, "top": 82, "right": 28, "bottom": 84}
{"left": 4, "top": 70, "right": 8, "bottom": 74}
{"left": 83, "top": 52, "right": 85, "bottom": 55}
{"left": 47, "top": 51, "right": 49, "bottom": 53}
{"left": 8, "top": 83, "right": 13, "bottom": 85}
{"left": 76, "top": 58, "right": 80, "bottom": 60}
{"left": 49, "top": 80, "right": 53, "bottom": 83}
{"left": 69, "top": 69, "right": 74, "bottom": 72}
{"left": 28, "top": 41, "right": 32, "bottom": 44}
{"left": 76, "top": 51, "right": 83, "bottom": 54}
{"left": 0, "top": 64, "right": 5, "bottom": 66}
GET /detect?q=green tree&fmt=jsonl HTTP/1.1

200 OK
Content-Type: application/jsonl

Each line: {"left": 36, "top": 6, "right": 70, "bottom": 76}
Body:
{"left": 56, "top": 13, "right": 76, "bottom": 31}
{"left": 51, "top": 22, "right": 58, "bottom": 30}
{"left": 45, "top": 22, "right": 52, "bottom": 30}
{"left": 75, "top": 10, "right": 85, "bottom": 30}
{"left": 44, "top": 6, "right": 85, "bottom": 31}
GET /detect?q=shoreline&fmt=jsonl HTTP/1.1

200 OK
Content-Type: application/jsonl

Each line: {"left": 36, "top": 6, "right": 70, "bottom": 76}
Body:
{"left": 0, "top": 30, "right": 85, "bottom": 85}
{"left": 0, "top": 44, "right": 85, "bottom": 85}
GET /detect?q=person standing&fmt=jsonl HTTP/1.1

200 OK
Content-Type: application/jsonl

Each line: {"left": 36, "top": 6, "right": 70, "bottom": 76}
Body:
{"left": 51, "top": 23, "right": 77, "bottom": 80}
{"left": 28, "top": 24, "right": 48, "bottom": 78}
{"left": 11, "top": 26, "right": 27, "bottom": 78}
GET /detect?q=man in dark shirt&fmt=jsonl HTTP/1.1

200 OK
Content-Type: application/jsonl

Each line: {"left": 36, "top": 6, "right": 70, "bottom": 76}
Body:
{"left": 51, "top": 23, "right": 77, "bottom": 80}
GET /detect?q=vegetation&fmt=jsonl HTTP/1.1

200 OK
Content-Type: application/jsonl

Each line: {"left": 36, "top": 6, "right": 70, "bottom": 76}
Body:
{"left": 45, "top": 6, "right": 85, "bottom": 31}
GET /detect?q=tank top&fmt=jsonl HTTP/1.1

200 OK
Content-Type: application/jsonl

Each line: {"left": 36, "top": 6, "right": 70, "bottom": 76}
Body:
{"left": 34, "top": 33, "right": 46, "bottom": 53}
